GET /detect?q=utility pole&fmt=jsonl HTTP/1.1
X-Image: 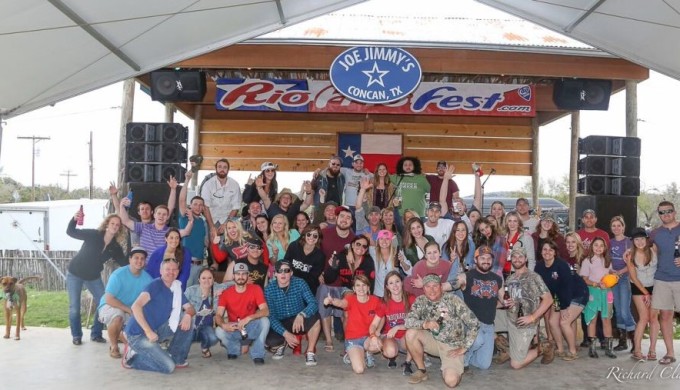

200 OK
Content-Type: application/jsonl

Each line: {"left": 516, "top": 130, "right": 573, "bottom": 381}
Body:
{"left": 60, "top": 170, "right": 78, "bottom": 192}
{"left": 88, "top": 131, "right": 94, "bottom": 199}
{"left": 17, "top": 135, "right": 50, "bottom": 201}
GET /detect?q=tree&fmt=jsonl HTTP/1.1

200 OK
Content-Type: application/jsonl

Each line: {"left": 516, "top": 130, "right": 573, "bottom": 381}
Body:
{"left": 0, "top": 175, "right": 108, "bottom": 203}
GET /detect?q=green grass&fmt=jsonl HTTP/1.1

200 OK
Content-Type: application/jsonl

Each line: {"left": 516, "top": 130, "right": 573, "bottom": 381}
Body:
{"left": 1, "top": 288, "right": 70, "bottom": 328}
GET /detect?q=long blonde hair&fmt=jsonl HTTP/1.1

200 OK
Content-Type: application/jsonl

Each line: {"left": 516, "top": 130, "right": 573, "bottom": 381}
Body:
{"left": 224, "top": 220, "right": 250, "bottom": 246}
{"left": 267, "top": 214, "right": 292, "bottom": 252}
{"left": 98, "top": 214, "right": 128, "bottom": 253}
{"left": 374, "top": 237, "right": 398, "bottom": 269}
{"left": 565, "top": 232, "right": 585, "bottom": 265}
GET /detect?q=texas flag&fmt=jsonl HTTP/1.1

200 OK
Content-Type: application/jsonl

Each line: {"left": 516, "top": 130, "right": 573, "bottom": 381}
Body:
{"left": 337, "top": 133, "right": 403, "bottom": 173}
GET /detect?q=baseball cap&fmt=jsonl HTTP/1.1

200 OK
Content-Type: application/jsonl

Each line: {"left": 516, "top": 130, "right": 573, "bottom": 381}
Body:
{"left": 510, "top": 246, "right": 527, "bottom": 257}
{"left": 275, "top": 260, "right": 292, "bottom": 272}
{"left": 630, "top": 227, "right": 648, "bottom": 239}
{"left": 260, "top": 162, "right": 278, "bottom": 171}
{"left": 582, "top": 209, "right": 596, "bottom": 217}
{"left": 233, "top": 262, "right": 249, "bottom": 274}
{"left": 422, "top": 274, "right": 441, "bottom": 285}
{"left": 540, "top": 212, "right": 556, "bottom": 222}
{"left": 244, "top": 236, "right": 263, "bottom": 249}
{"left": 474, "top": 245, "right": 494, "bottom": 259}
{"left": 516, "top": 197, "right": 530, "bottom": 206}
{"left": 436, "top": 161, "right": 447, "bottom": 167}
{"left": 129, "top": 246, "right": 148, "bottom": 258}
{"left": 428, "top": 202, "right": 442, "bottom": 211}
{"left": 335, "top": 205, "right": 352, "bottom": 216}
{"left": 353, "top": 154, "right": 364, "bottom": 162}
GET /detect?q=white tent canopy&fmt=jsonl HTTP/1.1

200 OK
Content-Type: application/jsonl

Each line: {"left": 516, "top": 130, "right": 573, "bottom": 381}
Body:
{"left": 0, "top": 0, "right": 366, "bottom": 118}
{"left": 479, "top": 0, "right": 680, "bottom": 80}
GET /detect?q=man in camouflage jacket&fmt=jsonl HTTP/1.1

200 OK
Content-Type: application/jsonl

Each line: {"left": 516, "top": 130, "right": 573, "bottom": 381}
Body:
{"left": 405, "top": 273, "right": 479, "bottom": 387}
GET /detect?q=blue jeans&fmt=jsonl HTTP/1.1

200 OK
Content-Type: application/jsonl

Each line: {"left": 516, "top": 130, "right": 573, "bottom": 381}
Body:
{"left": 66, "top": 272, "right": 105, "bottom": 340}
{"left": 193, "top": 324, "right": 218, "bottom": 350}
{"left": 215, "top": 317, "right": 270, "bottom": 359}
{"left": 126, "top": 322, "right": 193, "bottom": 374}
{"left": 465, "top": 323, "right": 494, "bottom": 369}
{"left": 612, "top": 273, "right": 636, "bottom": 331}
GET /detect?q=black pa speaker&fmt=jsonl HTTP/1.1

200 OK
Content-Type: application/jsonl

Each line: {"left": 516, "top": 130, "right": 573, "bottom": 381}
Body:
{"left": 579, "top": 135, "right": 611, "bottom": 155}
{"left": 150, "top": 69, "right": 207, "bottom": 102}
{"left": 612, "top": 137, "right": 641, "bottom": 157}
{"left": 553, "top": 79, "right": 612, "bottom": 111}
{"left": 578, "top": 176, "right": 609, "bottom": 195}
{"left": 611, "top": 177, "right": 640, "bottom": 196}
{"left": 126, "top": 123, "right": 157, "bottom": 142}
{"left": 125, "top": 163, "right": 186, "bottom": 183}
{"left": 575, "top": 195, "right": 637, "bottom": 236}
{"left": 579, "top": 156, "right": 640, "bottom": 176}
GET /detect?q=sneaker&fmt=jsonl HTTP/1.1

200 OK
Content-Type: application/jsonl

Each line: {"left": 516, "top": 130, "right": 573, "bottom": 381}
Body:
{"left": 227, "top": 354, "right": 238, "bottom": 360}
{"left": 402, "top": 361, "right": 414, "bottom": 376}
{"left": 424, "top": 354, "right": 432, "bottom": 368}
{"left": 493, "top": 351, "right": 510, "bottom": 364}
{"left": 305, "top": 352, "right": 318, "bottom": 366}
{"left": 253, "top": 358, "right": 265, "bottom": 365}
{"left": 121, "top": 344, "right": 135, "bottom": 369}
{"left": 72, "top": 337, "right": 82, "bottom": 346}
{"left": 365, "top": 352, "right": 375, "bottom": 368}
{"left": 91, "top": 336, "right": 107, "bottom": 343}
{"left": 343, "top": 353, "right": 351, "bottom": 365}
{"left": 272, "top": 344, "right": 286, "bottom": 360}
{"left": 407, "top": 370, "right": 429, "bottom": 384}
{"left": 388, "top": 358, "right": 397, "bottom": 369}
{"left": 175, "top": 361, "right": 189, "bottom": 368}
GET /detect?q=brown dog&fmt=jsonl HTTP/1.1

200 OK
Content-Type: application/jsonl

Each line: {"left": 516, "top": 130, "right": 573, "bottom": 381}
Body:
{"left": 1, "top": 276, "right": 41, "bottom": 340}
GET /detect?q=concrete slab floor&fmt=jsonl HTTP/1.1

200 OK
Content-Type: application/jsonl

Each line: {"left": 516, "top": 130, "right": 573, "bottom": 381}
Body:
{"left": 1, "top": 327, "right": 679, "bottom": 390}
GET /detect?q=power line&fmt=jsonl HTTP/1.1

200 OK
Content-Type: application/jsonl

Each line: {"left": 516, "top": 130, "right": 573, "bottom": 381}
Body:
{"left": 17, "top": 135, "right": 51, "bottom": 201}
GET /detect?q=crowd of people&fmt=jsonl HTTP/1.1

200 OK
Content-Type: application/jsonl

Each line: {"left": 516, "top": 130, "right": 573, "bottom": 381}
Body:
{"left": 63, "top": 155, "right": 680, "bottom": 387}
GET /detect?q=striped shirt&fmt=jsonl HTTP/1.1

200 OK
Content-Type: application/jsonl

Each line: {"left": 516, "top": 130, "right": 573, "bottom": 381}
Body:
{"left": 264, "top": 276, "right": 318, "bottom": 336}
{"left": 134, "top": 222, "right": 169, "bottom": 254}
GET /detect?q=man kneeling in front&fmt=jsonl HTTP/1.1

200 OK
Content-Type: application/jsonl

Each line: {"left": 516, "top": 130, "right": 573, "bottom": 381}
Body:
{"left": 405, "top": 274, "right": 479, "bottom": 388}
{"left": 122, "top": 258, "right": 195, "bottom": 373}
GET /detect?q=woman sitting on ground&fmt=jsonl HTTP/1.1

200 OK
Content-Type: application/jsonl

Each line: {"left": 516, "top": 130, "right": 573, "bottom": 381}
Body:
{"left": 381, "top": 270, "right": 416, "bottom": 374}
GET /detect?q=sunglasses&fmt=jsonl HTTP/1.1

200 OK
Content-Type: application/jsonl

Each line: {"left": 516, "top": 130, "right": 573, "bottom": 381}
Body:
{"left": 265, "top": 169, "right": 275, "bottom": 173}
{"left": 277, "top": 268, "right": 292, "bottom": 274}
{"left": 248, "top": 244, "right": 263, "bottom": 250}
{"left": 305, "top": 232, "right": 319, "bottom": 239}
{"left": 354, "top": 242, "right": 369, "bottom": 249}
{"left": 658, "top": 209, "right": 675, "bottom": 215}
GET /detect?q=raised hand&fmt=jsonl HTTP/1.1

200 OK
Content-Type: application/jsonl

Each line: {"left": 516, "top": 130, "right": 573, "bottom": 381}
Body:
{"left": 167, "top": 175, "right": 178, "bottom": 190}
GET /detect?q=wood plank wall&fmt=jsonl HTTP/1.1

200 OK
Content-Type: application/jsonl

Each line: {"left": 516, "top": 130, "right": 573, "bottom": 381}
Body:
{"left": 199, "top": 115, "right": 532, "bottom": 176}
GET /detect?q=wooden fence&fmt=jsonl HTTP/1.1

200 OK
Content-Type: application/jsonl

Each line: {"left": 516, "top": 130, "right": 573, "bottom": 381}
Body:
{"left": 0, "top": 250, "right": 118, "bottom": 291}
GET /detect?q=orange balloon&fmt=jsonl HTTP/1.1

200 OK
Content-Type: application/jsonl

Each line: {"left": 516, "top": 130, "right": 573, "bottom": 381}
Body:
{"left": 601, "top": 274, "right": 619, "bottom": 288}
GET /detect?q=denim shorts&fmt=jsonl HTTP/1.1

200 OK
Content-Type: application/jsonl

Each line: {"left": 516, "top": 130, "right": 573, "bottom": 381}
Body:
{"left": 344, "top": 336, "right": 368, "bottom": 351}
{"left": 571, "top": 294, "right": 588, "bottom": 308}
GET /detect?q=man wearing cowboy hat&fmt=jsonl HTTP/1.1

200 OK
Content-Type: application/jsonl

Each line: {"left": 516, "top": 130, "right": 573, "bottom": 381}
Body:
{"left": 258, "top": 181, "right": 315, "bottom": 227}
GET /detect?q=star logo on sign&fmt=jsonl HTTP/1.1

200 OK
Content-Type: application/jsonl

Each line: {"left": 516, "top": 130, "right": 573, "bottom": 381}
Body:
{"left": 342, "top": 145, "right": 356, "bottom": 159}
{"left": 362, "top": 62, "right": 389, "bottom": 88}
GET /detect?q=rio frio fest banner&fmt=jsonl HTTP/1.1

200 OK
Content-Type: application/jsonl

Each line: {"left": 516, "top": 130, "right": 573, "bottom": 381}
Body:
{"left": 215, "top": 80, "right": 535, "bottom": 117}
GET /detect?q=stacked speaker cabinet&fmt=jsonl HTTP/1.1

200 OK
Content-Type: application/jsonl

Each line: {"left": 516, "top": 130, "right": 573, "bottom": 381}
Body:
{"left": 577, "top": 135, "right": 641, "bottom": 196}
{"left": 125, "top": 122, "right": 188, "bottom": 183}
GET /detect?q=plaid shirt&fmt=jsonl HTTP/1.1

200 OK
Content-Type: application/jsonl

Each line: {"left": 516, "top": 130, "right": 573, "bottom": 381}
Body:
{"left": 264, "top": 276, "right": 318, "bottom": 336}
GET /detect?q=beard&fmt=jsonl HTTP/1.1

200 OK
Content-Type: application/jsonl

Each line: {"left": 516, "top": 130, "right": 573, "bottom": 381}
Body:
{"left": 216, "top": 171, "right": 228, "bottom": 179}
{"left": 476, "top": 263, "right": 492, "bottom": 273}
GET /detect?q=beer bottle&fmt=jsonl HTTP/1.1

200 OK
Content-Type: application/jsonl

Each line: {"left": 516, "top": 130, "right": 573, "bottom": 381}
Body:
{"left": 503, "top": 286, "right": 510, "bottom": 309}
{"left": 674, "top": 236, "right": 680, "bottom": 258}
{"left": 76, "top": 205, "right": 84, "bottom": 226}
{"left": 238, "top": 318, "right": 248, "bottom": 340}
{"left": 517, "top": 302, "right": 524, "bottom": 318}
{"left": 553, "top": 293, "right": 561, "bottom": 312}
{"left": 431, "top": 311, "right": 445, "bottom": 336}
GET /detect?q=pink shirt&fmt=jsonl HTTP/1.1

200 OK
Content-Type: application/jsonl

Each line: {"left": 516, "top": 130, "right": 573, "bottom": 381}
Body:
{"left": 579, "top": 255, "right": 612, "bottom": 284}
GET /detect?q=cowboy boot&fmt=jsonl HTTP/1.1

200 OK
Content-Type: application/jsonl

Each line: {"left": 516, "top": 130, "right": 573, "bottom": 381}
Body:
{"left": 588, "top": 337, "right": 599, "bottom": 358}
{"left": 605, "top": 337, "right": 618, "bottom": 358}
{"left": 613, "top": 330, "right": 628, "bottom": 351}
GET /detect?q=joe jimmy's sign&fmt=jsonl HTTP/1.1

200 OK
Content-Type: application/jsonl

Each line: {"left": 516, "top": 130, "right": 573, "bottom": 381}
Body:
{"left": 329, "top": 46, "right": 422, "bottom": 104}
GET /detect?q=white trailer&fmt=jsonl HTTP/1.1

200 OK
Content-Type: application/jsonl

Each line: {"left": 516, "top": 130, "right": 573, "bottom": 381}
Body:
{"left": 0, "top": 199, "right": 110, "bottom": 251}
